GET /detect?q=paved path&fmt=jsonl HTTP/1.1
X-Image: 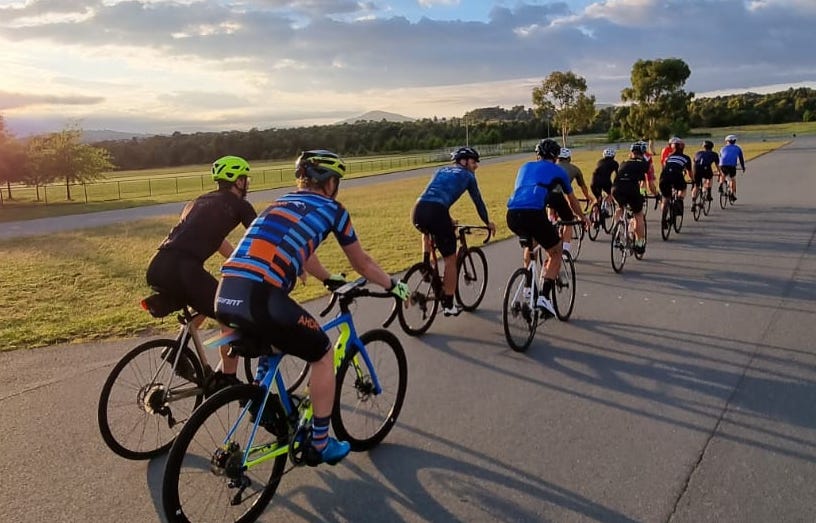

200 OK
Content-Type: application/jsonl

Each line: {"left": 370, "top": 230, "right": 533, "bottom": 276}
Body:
{"left": 0, "top": 141, "right": 814, "bottom": 522}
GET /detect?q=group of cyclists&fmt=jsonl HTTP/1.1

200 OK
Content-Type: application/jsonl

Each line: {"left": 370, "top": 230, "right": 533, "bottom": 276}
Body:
{"left": 143, "top": 133, "right": 746, "bottom": 469}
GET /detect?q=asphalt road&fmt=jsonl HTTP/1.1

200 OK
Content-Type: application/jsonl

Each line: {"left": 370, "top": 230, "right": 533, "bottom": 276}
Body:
{"left": 0, "top": 141, "right": 814, "bottom": 522}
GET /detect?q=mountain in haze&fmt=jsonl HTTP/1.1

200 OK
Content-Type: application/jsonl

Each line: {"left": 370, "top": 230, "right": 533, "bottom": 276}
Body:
{"left": 336, "top": 110, "right": 415, "bottom": 125}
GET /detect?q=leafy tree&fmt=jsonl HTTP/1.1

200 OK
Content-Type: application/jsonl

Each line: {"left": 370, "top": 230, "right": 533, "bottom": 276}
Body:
{"left": 25, "top": 127, "right": 114, "bottom": 200}
{"left": 532, "top": 71, "right": 597, "bottom": 146}
{"left": 620, "top": 58, "right": 693, "bottom": 140}
{"left": 0, "top": 116, "right": 29, "bottom": 204}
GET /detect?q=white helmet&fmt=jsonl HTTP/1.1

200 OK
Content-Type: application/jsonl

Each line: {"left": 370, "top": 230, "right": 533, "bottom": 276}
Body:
{"left": 558, "top": 147, "right": 571, "bottom": 159}
{"left": 602, "top": 147, "right": 616, "bottom": 158}
{"left": 725, "top": 134, "right": 737, "bottom": 143}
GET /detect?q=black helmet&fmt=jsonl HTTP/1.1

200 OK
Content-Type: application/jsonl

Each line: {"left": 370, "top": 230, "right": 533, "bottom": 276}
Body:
{"left": 629, "top": 142, "right": 645, "bottom": 154}
{"left": 295, "top": 150, "right": 346, "bottom": 182}
{"left": 451, "top": 146, "right": 480, "bottom": 163}
{"left": 703, "top": 140, "right": 714, "bottom": 150}
{"left": 535, "top": 139, "right": 561, "bottom": 159}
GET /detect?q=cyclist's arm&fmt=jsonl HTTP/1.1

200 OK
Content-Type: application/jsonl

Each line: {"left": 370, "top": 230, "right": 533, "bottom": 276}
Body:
{"left": 302, "top": 252, "right": 331, "bottom": 282}
{"left": 340, "top": 240, "right": 393, "bottom": 289}
{"left": 218, "top": 239, "right": 235, "bottom": 258}
{"left": 739, "top": 150, "right": 746, "bottom": 171}
{"left": 566, "top": 193, "right": 588, "bottom": 223}
{"left": 465, "top": 177, "right": 491, "bottom": 226}
{"left": 575, "top": 169, "right": 593, "bottom": 202}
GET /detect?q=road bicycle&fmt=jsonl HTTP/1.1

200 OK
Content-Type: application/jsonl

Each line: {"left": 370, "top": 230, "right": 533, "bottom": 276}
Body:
{"left": 610, "top": 205, "right": 647, "bottom": 273}
{"left": 161, "top": 279, "right": 406, "bottom": 523}
{"left": 97, "top": 292, "right": 273, "bottom": 460}
{"left": 388, "top": 224, "right": 492, "bottom": 336}
{"left": 660, "top": 189, "right": 684, "bottom": 241}
{"left": 587, "top": 196, "right": 616, "bottom": 241}
{"left": 559, "top": 217, "right": 585, "bottom": 261}
{"left": 690, "top": 183, "right": 713, "bottom": 221}
{"left": 718, "top": 172, "right": 740, "bottom": 209}
{"left": 501, "top": 220, "right": 579, "bottom": 353}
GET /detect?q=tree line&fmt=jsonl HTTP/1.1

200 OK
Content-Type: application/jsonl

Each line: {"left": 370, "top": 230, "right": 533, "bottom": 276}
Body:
{"left": 1, "top": 57, "right": 814, "bottom": 203}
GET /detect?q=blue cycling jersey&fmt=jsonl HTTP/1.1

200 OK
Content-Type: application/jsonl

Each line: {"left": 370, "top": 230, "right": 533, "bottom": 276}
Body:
{"left": 507, "top": 160, "right": 573, "bottom": 211}
{"left": 416, "top": 164, "right": 489, "bottom": 223}
{"left": 719, "top": 144, "right": 745, "bottom": 168}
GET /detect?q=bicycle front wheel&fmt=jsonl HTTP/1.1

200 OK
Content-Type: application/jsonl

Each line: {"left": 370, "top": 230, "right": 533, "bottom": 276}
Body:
{"left": 162, "top": 384, "right": 288, "bottom": 523}
{"left": 397, "top": 262, "right": 439, "bottom": 336}
{"left": 502, "top": 268, "right": 538, "bottom": 352}
{"left": 610, "top": 223, "right": 627, "bottom": 273}
{"left": 692, "top": 195, "right": 702, "bottom": 221}
{"left": 587, "top": 204, "right": 600, "bottom": 241}
{"left": 570, "top": 223, "right": 584, "bottom": 261}
{"left": 554, "top": 251, "right": 576, "bottom": 321}
{"left": 333, "top": 329, "right": 407, "bottom": 451}
{"left": 661, "top": 208, "right": 672, "bottom": 241}
{"left": 455, "top": 247, "right": 488, "bottom": 311}
{"left": 98, "top": 338, "right": 204, "bottom": 460}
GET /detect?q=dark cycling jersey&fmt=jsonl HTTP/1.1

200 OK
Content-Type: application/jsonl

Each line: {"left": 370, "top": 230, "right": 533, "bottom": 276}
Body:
{"left": 694, "top": 150, "right": 720, "bottom": 176}
{"left": 592, "top": 157, "right": 619, "bottom": 186}
{"left": 614, "top": 158, "right": 649, "bottom": 185}
{"left": 416, "top": 164, "right": 489, "bottom": 224}
{"left": 157, "top": 189, "right": 256, "bottom": 263}
{"left": 222, "top": 191, "right": 357, "bottom": 292}
{"left": 507, "top": 161, "right": 572, "bottom": 211}
{"left": 719, "top": 144, "right": 745, "bottom": 169}
{"left": 556, "top": 160, "right": 586, "bottom": 188}
{"left": 661, "top": 153, "right": 693, "bottom": 179}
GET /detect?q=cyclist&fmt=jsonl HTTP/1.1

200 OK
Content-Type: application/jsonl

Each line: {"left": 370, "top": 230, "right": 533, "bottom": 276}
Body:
{"left": 506, "top": 139, "right": 588, "bottom": 317}
{"left": 719, "top": 134, "right": 745, "bottom": 202}
{"left": 638, "top": 140, "right": 660, "bottom": 200}
{"left": 145, "top": 155, "right": 256, "bottom": 389}
{"left": 214, "top": 150, "right": 409, "bottom": 467}
{"left": 611, "top": 143, "right": 649, "bottom": 254}
{"left": 411, "top": 146, "right": 497, "bottom": 317}
{"left": 691, "top": 140, "right": 721, "bottom": 210}
{"left": 590, "top": 147, "right": 618, "bottom": 218}
{"left": 660, "top": 137, "right": 677, "bottom": 166}
{"left": 659, "top": 137, "right": 693, "bottom": 224}
{"left": 552, "top": 147, "right": 593, "bottom": 253}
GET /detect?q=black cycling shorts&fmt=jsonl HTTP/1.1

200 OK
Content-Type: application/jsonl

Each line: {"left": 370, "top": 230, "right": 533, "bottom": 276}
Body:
{"left": 546, "top": 192, "right": 575, "bottom": 221}
{"left": 591, "top": 180, "right": 612, "bottom": 200}
{"left": 214, "top": 277, "right": 330, "bottom": 363}
{"left": 612, "top": 182, "right": 644, "bottom": 214}
{"left": 506, "top": 209, "right": 560, "bottom": 251}
{"left": 146, "top": 249, "right": 217, "bottom": 318}
{"left": 412, "top": 201, "right": 456, "bottom": 257}
{"left": 659, "top": 173, "right": 687, "bottom": 198}
{"left": 721, "top": 165, "right": 738, "bottom": 178}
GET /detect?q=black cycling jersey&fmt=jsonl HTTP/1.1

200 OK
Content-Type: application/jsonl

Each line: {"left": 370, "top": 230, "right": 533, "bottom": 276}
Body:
{"left": 614, "top": 158, "right": 648, "bottom": 185}
{"left": 158, "top": 189, "right": 256, "bottom": 263}
{"left": 694, "top": 150, "right": 720, "bottom": 176}
{"left": 592, "top": 157, "right": 619, "bottom": 185}
{"left": 661, "top": 153, "right": 693, "bottom": 179}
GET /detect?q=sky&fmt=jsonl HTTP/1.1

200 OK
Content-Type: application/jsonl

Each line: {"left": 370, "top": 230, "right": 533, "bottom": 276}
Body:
{"left": 1, "top": 0, "right": 815, "bottom": 136}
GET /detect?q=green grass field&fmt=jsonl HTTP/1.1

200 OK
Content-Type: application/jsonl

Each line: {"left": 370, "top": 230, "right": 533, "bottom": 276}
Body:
{"left": 0, "top": 140, "right": 785, "bottom": 351}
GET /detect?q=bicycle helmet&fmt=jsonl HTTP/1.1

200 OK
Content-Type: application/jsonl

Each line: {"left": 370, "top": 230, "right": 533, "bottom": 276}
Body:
{"left": 703, "top": 140, "right": 714, "bottom": 150}
{"left": 668, "top": 136, "right": 683, "bottom": 145}
{"left": 602, "top": 147, "right": 616, "bottom": 158}
{"left": 629, "top": 142, "right": 645, "bottom": 154}
{"left": 295, "top": 150, "right": 346, "bottom": 182}
{"left": 451, "top": 146, "right": 480, "bottom": 163}
{"left": 212, "top": 155, "right": 250, "bottom": 183}
{"left": 558, "top": 147, "right": 572, "bottom": 159}
{"left": 535, "top": 139, "right": 561, "bottom": 160}
{"left": 725, "top": 134, "right": 737, "bottom": 143}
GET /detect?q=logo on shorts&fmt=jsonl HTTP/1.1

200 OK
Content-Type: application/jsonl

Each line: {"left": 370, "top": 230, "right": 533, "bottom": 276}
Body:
{"left": 297, "top": 315, "right": 320, "bottom": 331}
{"left": 216, "top": 297, "right": 243, "bottom": 307}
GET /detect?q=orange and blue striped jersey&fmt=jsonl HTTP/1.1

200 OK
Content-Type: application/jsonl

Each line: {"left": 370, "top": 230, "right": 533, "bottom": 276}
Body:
{"left": 221, "top": 191, "right": 357, "bottom": 292}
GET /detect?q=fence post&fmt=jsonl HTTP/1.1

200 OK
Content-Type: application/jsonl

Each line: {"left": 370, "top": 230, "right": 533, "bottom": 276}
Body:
{"left": 148, "top": 179, "right": 152, "bottom": 197}
{"left": 84, "top": 183, "right": 88, "bottom": 203}
{"left": 175, "top": 177, "right": 179, "bottom": 194}
{"left": 200, "top": 175, "right": 204, "bottom": 190}
{"left": 117, "top": 181, "right": 121, "bottom": 200}
{"left": 44, "top": 185, "right": 48, "bottom": 205}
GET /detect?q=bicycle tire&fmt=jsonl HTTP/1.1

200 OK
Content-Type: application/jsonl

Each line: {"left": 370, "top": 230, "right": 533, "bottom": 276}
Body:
{"left": 661, "top": 208, "right": 671, "bottom": 241}
{"left": 244, "top": 355, "right": 309, "bottom": 393}
{"left": 587, "top": 204, "right": 600, "bottom": 241}
{"left": 455, "top": 247, "right": 488, "bottom": 311}
{"left": 98, "top": 338, "right": 204, "bottom": 460}
{"left": 703, "top": 191, "right": 712, "bottom": 215}
{"left": 162, "top": 384, "right": 287, "bottom": 523}
{"left": 634, "top": 219, "right": 647, "bottom": 261}
{"left": 569, "top": 223, "right": 584, "bottom": 261}
{"left": 332, "top": 329, "right": 407, "bottom": 451}
{"left": 719, "top": 187, "right": 728, "bottom": 209}
{"left": 692, "top": 195, "right": 702, "bottom": 221}
{"left": 602, "top": 200, "right": 617, "bottom": 234}
{"left": 397, "top": 262, "right": 439, "bottom": 336}
{"left": 554, "top": 251, "right": 576, "bottom": 321}
{"left": 502, "top": 267, "right": 538, "bottom": 352}
{"left": 610, "top": 222, "right": 627, "bottom": 273}
{"left": 674, "top": 203, "right": 684, "bottom": 233}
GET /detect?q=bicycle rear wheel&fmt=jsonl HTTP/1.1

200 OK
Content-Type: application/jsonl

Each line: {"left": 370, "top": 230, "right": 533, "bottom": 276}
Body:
{"left": 397, "top": 262, "right": 439, "bottom": 336}
{"left": 332, "top": 329, "right": 407, "bottom": 451}
{"left": 98, "top": 338, "right": 204, "bottom": 460}
{"left": 634, "top": 219, "right": 647, "bottom": 261}
{"left": 674, "top": 201, "right": 684, "bottom": 233}
{"left": 455, "top": 247, "right": 488, "bottom": 311}
{"left": 569, "top": 223, "right": 584, "bottom": 261}
{"left": 554, "top": 251, "right": 576, "bottom": 321}
{"left": 587, "top": 204, "right": 600, "bottom": 241}
{"left": 703, "top": 190, "right": 712, "bottom": 215}
{"left": 502, "top": 268, "right": 538, "bottom": 352}
{"left": 244, "top": 356, "right": 309, "bottom": 393}
{"left": 692, "top": 194, "right": 702, "bottom": 221}
{"left": 610, "top": 222, "right": 627, "bottom": 273}
{"left": 719, "top": 186, "right": 728, "bottom": 209}
{"left": 661, "top": 208, "right": 672, "bottom": 241}
{"left": 162, "top": 384, "right": 288, "bottom": 523}
{"left": 602, "top": 200, "right": 617, "bottom": 234}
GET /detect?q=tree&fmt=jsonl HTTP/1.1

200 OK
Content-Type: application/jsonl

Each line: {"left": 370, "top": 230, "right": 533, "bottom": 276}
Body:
{"left": 532, "top": 71, "right": 597, "bottom": 146}
{"left": 0, "top": 116, "right": 29, "bottom": 204}
{"left": 620, "top": 58, "right": 693, "bottom": 140}
{"left": 25, "top": 127, "right": 114, "bottom": 200}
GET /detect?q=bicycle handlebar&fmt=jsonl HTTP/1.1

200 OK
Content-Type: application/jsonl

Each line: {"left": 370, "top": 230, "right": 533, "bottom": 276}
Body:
{"left": 318, "top": 277, "right": 396, "bottom": 317}
{"left": 457, "top": 224, "right": 493, "bottom": 244}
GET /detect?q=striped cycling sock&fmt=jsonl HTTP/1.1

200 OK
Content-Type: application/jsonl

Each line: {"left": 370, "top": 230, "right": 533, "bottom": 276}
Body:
{"left": 311, "top": 415, "right": 331, "bottom": 450}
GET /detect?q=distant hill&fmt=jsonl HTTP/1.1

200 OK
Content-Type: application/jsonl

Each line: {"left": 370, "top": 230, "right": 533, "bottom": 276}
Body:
{"left": 336, "top": 110, "right": 414, "bottom": 125}
{"left": 82, "top": 129, "right": 155, "bottom": 143}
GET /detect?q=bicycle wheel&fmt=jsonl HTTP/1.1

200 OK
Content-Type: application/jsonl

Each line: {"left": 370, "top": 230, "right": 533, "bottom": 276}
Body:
{"left": 661, "top": 208, "right": 671, "bottom": 241}
{"left": 332, "top": 329, "right": 407, "bottom": 451}
{"left": 719, "top": 186, "right": 728, "bottom": 209}
{"left": 502, "top": 267, "right": 538, "bottom": 352}
{"left": 244, "top": 355, "right": 309, "bottom": 393}
{"left": 634, "top": 219, "right": 647, "bottom": 261}
{"left": 692, "top": 194, "right": 702, "bottom": 221}
{"left": 674, "top": 202, "right": 684, "bottom": 233}
{"left": 455, "top": 247, "right": 488, "bottom": 311}
{"left": 610, "top": 223, "right": 627, "bottom": 273}
{"left": 569, "top": 223, "right": 584, "bottom": 261}
{"left": 703, "top": 190, "right": 712, "bottom": 216}
{"left": 98, "top": 338, "right": 204, "bottom": 460}
{"left": 397, "top": 262, "right": 439, "bottom": 336}
{"left": 587, "top": 204, "right": 600, "bottom": 241}
{"left": 602, "top": 200, "right": 617, "bottom": 234}
{"left": 162, "top": 384, "right": 288, "bottom": 523}
{"left": 554, "top": 251, "right": 576, "bottom": 321}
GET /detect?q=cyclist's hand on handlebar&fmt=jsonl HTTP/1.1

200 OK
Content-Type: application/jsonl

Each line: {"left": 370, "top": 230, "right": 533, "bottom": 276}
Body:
{"left": 323, "top": 273, "right": 347, "bottom": 291}
{"left": 388, "top": 278, "right": 410, "bottom": 301}
{"left": 487, "top": 221, "right": 496, "bottom": 236}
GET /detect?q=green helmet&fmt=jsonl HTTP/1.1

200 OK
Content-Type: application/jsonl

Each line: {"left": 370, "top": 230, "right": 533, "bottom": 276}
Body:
{"left": 212, "top": 155, "right": 250, "bottom": 183}
{"left": 295, "top": 150, "right": 346, "bottom": 182}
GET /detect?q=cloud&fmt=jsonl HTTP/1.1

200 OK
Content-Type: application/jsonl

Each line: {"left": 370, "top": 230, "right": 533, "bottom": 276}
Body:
{"left": 0, "top": 91, "right": 104, "bottom": 110}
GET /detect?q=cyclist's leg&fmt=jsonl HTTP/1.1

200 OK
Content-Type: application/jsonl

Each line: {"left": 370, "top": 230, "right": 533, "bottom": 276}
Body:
{"left": 658, "top": 177, "right": 672, "bottom": 219}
